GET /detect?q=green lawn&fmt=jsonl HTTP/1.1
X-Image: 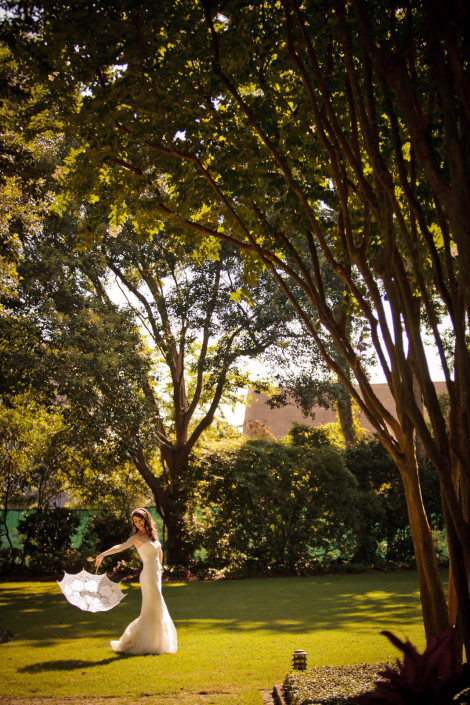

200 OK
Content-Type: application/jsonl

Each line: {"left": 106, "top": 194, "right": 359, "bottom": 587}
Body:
{"left": 0, "top": 571, "right": 434, "bottom": 705}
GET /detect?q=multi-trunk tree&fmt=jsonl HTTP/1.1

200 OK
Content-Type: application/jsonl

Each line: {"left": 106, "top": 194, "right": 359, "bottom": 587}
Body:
{"left": 2, "top": 0, "right": 470, "bottom": 655}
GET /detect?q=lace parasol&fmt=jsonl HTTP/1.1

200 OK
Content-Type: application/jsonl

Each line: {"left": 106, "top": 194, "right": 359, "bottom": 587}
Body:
{"left": 57, "top": 568, "right": 126, "bottom": 612}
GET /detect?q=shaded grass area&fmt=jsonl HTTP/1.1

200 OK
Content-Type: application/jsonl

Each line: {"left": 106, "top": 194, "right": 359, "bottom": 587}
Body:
{"left": 0, "top": 571, "right": 433, "bottom": 705}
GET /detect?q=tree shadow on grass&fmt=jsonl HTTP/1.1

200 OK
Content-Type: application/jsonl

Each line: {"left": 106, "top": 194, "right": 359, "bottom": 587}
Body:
{"left": 0, "top": 572, "right": 439, "bottom": 640}
{"left": 163, "top": 573, "right": 429, "bottom": 634}
{"left": 0, "top": 583, "right": 141, "bottom": 641}
{"left": 18, "top": 655, "right": 126, "bottom": 673}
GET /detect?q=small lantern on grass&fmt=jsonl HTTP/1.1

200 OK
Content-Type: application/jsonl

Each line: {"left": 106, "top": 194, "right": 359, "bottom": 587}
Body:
{"left": 292, "top": 649, "right": 308, "bottom": 670}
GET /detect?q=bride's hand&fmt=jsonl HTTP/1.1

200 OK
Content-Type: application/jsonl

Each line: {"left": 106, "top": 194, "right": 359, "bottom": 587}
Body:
{"left": 95, "top": 555, "right": 103, "bottom": 567}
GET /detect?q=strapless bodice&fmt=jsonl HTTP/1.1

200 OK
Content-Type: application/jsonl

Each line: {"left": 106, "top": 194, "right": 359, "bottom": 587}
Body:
{"left": 136, "top": 540, "right": 160, "bottom": 563}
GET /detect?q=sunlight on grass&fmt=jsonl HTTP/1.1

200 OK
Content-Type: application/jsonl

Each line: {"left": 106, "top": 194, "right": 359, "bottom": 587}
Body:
{"left": 0, "top": 571, "right": 437, "bottom": 705}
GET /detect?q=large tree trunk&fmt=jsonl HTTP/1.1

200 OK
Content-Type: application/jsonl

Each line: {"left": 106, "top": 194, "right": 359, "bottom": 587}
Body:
{"left": 159, "top": 445, "right": 194, "bottom": 565}
{"left": 443, "top": 502, "right": 470, "bottom": 661}
{"left": 336, "top": 392, "right": 357, "bottom": 445}
{"left": 412, "top": 374, "right": 426, "bottom": 462}
{"left": 397, "top": 453, "right": 449, "bottom": 642}
{"left": 440, "top": 467, "right": 470, "bottom": 659}
{"left": 163, "top": 502, "right": 190, "bottom": 566}
{"left": 132, "top": 446, "right": 193, "bottom": 566}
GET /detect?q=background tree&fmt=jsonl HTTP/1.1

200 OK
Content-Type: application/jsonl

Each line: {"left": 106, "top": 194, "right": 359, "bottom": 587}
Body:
{"left": 263, "top": 325, "right": 365, "bottom": 446}
{"left": 6, "top": 217, "right": 292, "bottom": 562}
{"left": 0, "top": 44, "right": 55, "bottom": 312}
{"left": 2, "top": 0, "right": 470, "bottom": 653}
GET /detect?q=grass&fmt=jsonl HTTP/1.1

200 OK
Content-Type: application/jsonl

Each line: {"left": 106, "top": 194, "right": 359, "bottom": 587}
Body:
{"left": 0, "top": 571, "right": 434, "bottom": 705}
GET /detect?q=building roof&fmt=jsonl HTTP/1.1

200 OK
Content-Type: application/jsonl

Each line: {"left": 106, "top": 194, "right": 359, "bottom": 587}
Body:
{"left": 243, "top": 382, "right": 449, "bottom": 439}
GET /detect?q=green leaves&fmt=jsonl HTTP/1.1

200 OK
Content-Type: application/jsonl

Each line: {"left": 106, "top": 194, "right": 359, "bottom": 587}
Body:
{"left": 189, "top": 438, "right": 360, "bottom": 575}
{"left": 49, "top": 191, "right": 69, "bottom": 216}
{"left": 108, "top": 199, "right": 128, "bottom": 235}
{"left": 229, "top": 289, "right": 243, "bottom": 303}
{"left": 0, "top": 394, "right": 67, "bottom": 511}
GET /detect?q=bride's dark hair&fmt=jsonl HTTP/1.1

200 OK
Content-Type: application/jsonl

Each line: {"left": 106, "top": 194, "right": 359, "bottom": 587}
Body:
{"left": 131, "top": 508, "right": 158, "bottom": 541}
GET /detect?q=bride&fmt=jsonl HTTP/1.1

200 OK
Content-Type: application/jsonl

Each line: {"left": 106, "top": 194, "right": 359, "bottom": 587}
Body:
{"left": 95, "top": 508, "right": 177, "bottom": 655}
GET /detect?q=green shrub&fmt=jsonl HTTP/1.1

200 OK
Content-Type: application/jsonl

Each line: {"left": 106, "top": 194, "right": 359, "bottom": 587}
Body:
{"left": 79, "top": 510, "right": 134, "bottom": 570}
{"left": 186, "top": 435, "right": 445, "bottom": 576}
{"left": 0, "top": 546, "right": 22, "bottom": 575}
{"left": 109, "top": 556, "right": 143, "bottom": 581}
{"left": 17, "top": 507, "right": 81, "bottom": 571}
{"left": 27, "top": 548, "right": 87, "bottom": 574}
{"left": 190, "top": 439, "right": 360, "bottom": 576}
{"left": 288, "top": 422, "right": 331, "bottom": 448}
{"left": 344, "top": 437, "right": 445, "bottom": 567}
{"left": 163, "top": 564, "right": 192, "bottom": 581}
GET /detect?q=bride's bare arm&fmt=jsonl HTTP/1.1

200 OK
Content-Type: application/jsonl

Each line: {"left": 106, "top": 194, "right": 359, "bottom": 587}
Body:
{"left": 95, "top": 536, "right": 136, "bottom": 567}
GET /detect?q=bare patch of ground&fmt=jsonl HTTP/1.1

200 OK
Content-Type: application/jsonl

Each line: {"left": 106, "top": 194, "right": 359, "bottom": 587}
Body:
{"left": 0, "top": 693, "right": 237, "bottom": 705}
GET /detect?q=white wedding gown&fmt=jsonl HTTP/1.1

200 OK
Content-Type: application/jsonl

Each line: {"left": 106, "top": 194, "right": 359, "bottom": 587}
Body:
{"left": 111, "top": 540, "right": 177, "bottom": 655}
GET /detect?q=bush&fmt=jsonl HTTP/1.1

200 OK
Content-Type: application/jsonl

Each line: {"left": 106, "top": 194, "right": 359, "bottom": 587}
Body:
{"left": 0, "top": 546, "right": 22, "bottom": 575}
{"left": 344, "top": 438, "right": 444, "bottom": 568}
{"left": 163, "top": 564, "right": 193, "bottom": 581}
{"left": 79, "top": 510, "right": 134, "bottom": 570}
{"left": 189, "top": 439, "right": 360, "bottom": 576}
{"left": 109, "top": 556, "right": 142, "bottom": 581}
{"left": 183, "top": 435, "right": 444, "bottom": 577}
{"left": 28, "top": 548, "right": 87, "bottom": 575}
{"left": 17, "top": 508, "right": 81, "bottom": 572}
{"left": 288, "top": 422, "right": 331, "bottom": 448}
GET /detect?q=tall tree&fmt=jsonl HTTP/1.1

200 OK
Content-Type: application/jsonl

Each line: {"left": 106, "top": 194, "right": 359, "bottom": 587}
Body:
{"left": 0, "top": 395, "right": 64, "bottom": 552}
{"left": 2, "top": 0, "right": 470, "bottom": 653}
{"left": 9, "top": 223, "right": 290, "bottom": 562}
